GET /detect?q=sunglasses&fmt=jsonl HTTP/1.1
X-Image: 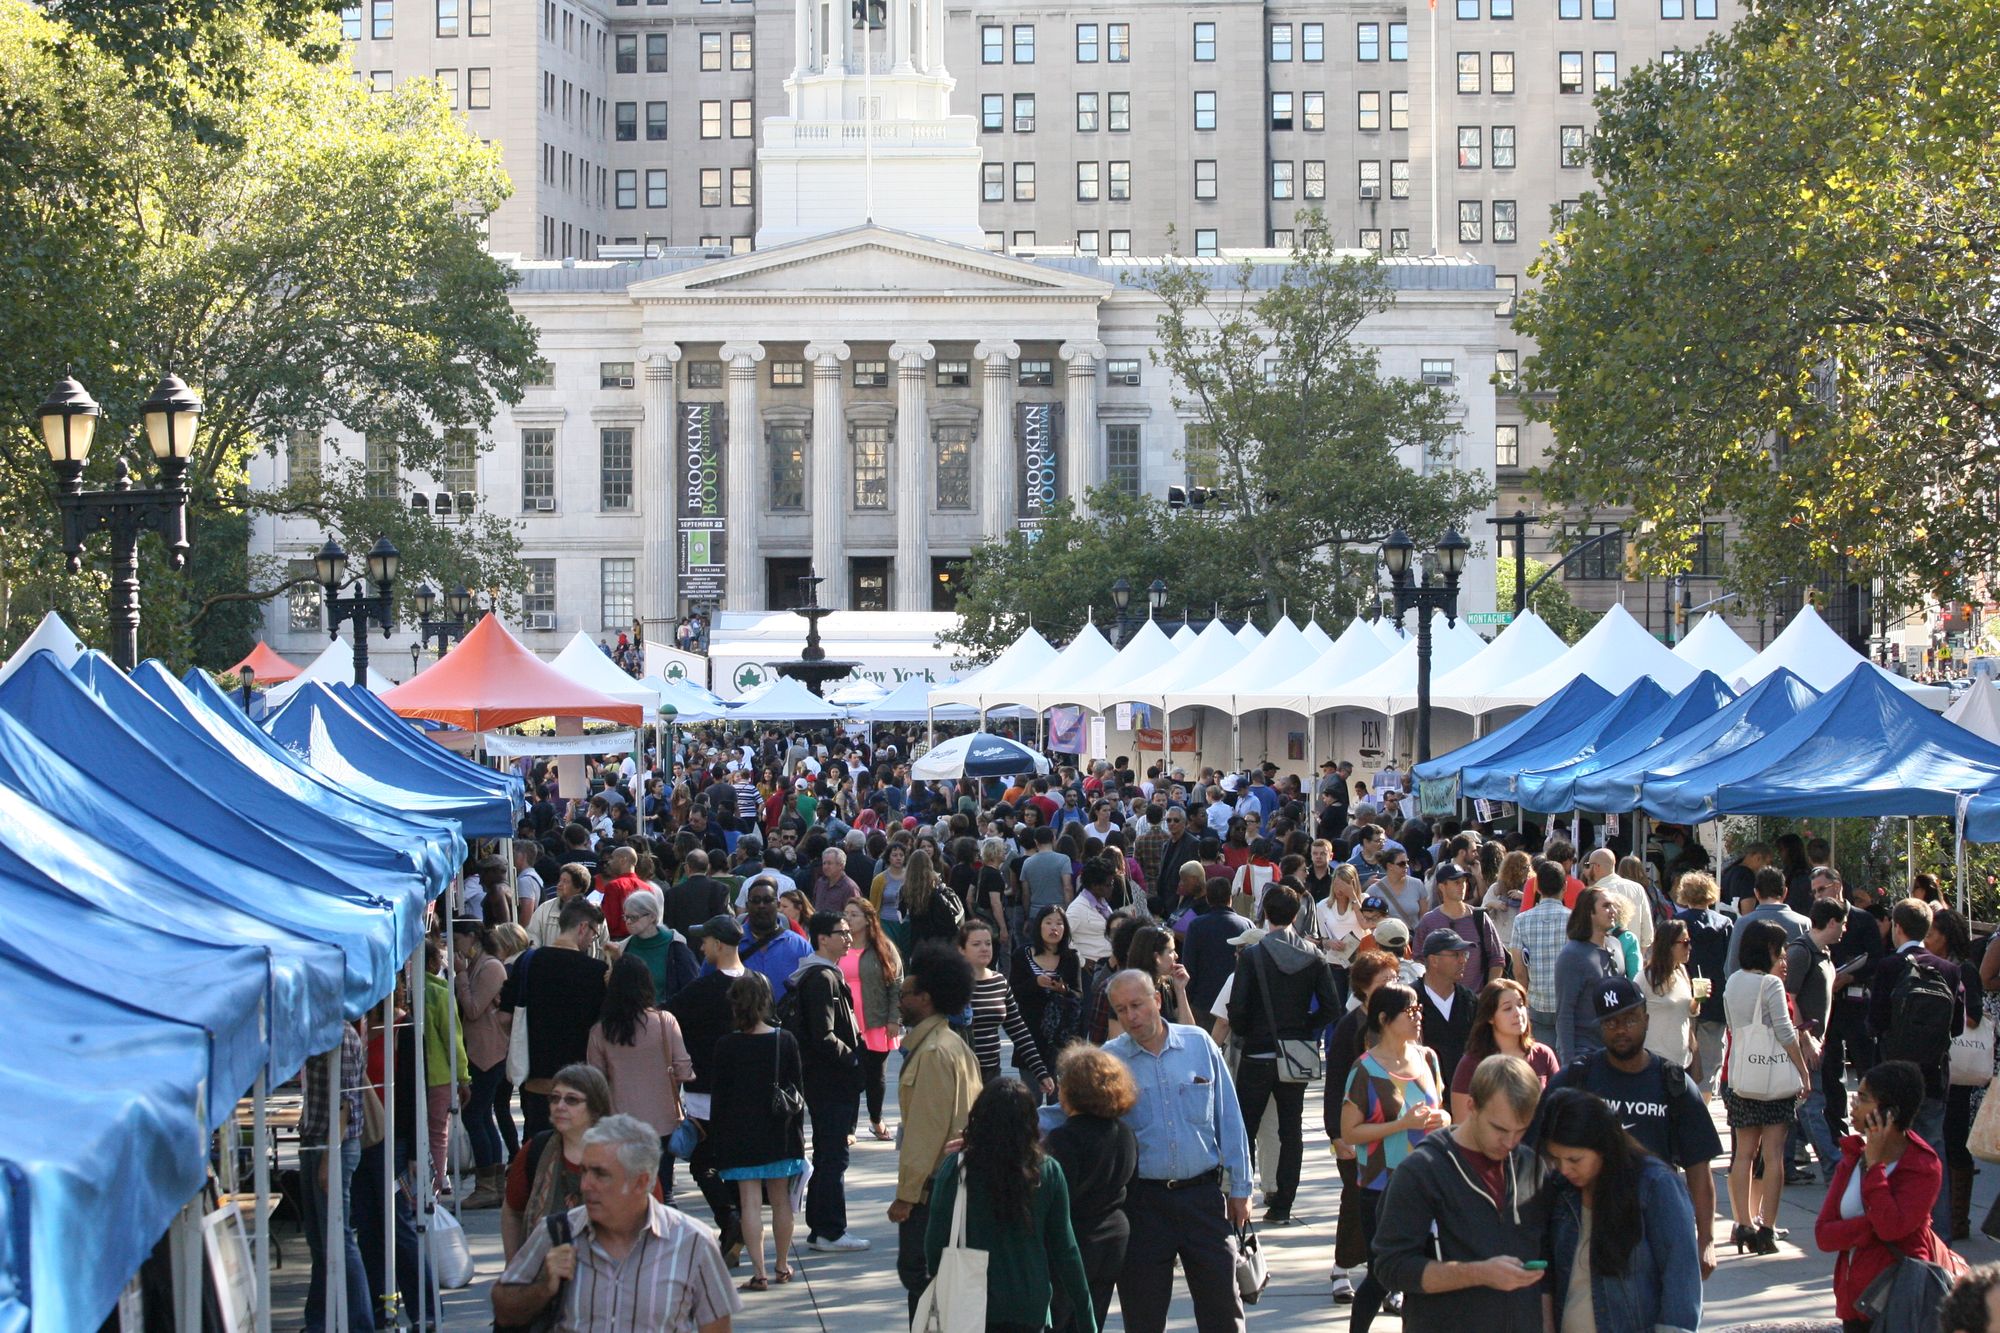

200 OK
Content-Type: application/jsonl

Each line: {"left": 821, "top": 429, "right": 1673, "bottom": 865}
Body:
{"left": 549, "top": 1093, "right": 590, "bottom": 1107}
{"left": 1390, "top": 859, "right": 1409, "bottom": 867}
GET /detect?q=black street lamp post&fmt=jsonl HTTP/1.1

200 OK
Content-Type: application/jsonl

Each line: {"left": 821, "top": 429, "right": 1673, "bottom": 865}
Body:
{"left": 413, "top": 580, "right": 475, "bottom": 661}
{"left": 1381, "top": 527, "right": 1470, "bottom": 765}
{"left": 39, "top": 372, "right": 200, "bottom": 671}
{"left": 238, "top": 664, "right": 257, "bottom": 713}
{"left": 1489, "top": 509, "right": 1531, "bottom": 614}
{"left": 315, "top": 534, "right": 401, "bottom": 686}
{"left": 1108, "top": 577, "right": 1167, "bottom": 645}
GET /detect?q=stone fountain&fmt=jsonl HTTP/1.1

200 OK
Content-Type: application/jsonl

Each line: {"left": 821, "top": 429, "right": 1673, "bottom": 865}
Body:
{"left": 774, "top": 575, "right": 859, "bottom": 697}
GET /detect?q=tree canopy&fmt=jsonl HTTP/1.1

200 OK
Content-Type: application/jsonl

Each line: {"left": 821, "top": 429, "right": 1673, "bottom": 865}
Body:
{"left": 0, "top": 0, "right": 536, "bottom": 666}
{"left": 946, "top": 219, "right": 1493, "bottom": 663}
{"left": 1514, "top": 0, "right": 2000, "bottom": 610}
{"left": 1497, "top": 556, "right": 1600, "bottom": 644}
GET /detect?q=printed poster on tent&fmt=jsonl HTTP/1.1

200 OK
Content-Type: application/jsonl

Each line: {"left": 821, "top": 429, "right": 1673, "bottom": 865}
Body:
{"left": 1048, "top": 706, "right": 1085, "bottom": 753}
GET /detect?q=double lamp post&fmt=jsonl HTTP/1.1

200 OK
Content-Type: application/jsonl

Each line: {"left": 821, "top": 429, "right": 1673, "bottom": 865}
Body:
{"left": 1381, "top": 526, "right": 1469, "bottom": 766}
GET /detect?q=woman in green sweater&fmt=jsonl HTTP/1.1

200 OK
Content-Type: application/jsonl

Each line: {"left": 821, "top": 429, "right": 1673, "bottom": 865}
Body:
{"left": 925, "top": 1078, "right": 1095, "bottom": 1333}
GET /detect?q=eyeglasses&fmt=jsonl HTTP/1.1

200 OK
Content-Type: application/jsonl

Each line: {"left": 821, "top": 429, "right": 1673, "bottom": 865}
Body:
{"left": 1390, "top": 859, "right": 1409, "bottom": 867}
{"left": 549, "top": 1093, "right": 590, "bottom": 1107}
{"left": 834, "top": 927, "right": 854, "bottom": 937}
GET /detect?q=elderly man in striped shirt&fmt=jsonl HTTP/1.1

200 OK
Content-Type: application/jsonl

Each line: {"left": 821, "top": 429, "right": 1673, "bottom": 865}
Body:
{"left": 495, "top": 1115, "right": 739, "bottom": 1333}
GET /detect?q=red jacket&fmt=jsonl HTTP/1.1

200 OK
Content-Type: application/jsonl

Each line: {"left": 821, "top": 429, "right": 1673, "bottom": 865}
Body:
{"left": 1814, "top": 1130, "right": 1948, "bottom": 1321}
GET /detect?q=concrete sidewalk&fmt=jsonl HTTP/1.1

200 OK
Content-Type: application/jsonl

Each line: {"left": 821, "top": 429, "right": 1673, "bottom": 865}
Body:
{"left": 274, "top": 1092, "right": 1997, "bottom": 1330}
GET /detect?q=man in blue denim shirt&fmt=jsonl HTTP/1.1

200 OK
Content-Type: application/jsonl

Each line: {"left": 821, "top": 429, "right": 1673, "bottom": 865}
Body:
{"left": 1105, "top": 969, "right": 1254, "bottom": 1333}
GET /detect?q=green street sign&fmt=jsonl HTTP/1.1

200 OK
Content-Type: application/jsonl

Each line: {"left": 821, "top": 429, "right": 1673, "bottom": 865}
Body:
{"left": 1466, "top": 612, "right": 1514, "bottom": 626}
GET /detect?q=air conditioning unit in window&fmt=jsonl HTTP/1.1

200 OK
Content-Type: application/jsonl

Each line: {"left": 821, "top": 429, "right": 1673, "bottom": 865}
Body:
{"left": 613, "top": 376, "right": 635, "bottom": 389}
{"left": 1117, "top": 373, "right": 1140, "bottom": 386}
{"left": 533, "top": 498, "right": 556, "bottom": 512}
{"left": 528, "top": 612, "right": 557, "bottom": 630}
{"left": 1359, "top": 184, "right": 1380, "bottom": 199}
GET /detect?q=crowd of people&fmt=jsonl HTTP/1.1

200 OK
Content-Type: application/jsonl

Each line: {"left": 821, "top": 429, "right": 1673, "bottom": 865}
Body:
{"left": 293, "top": 728, "right": 2000, "bottom": 1332}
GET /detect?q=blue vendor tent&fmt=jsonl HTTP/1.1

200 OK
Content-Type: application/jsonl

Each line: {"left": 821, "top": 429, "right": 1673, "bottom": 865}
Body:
{"left": 1411, "top": 674, "right": 1614, "bottom": 799}
{"left": 1511, "top": 672, "right": 1738, "bottom": 814}
{"left": 1460, "top": 678, "right": 1672, "bottom": 803}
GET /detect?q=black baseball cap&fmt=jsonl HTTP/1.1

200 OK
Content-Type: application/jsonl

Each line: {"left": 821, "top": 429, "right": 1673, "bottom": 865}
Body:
{"left": 1420, "top": 928, "right": 1471, "bottom": 958}
{"left": 689, "top": 914, "right": 743, "bottom": 946}
{"left": 1591, "top": 975, "right": 1646, "bottom": 1021}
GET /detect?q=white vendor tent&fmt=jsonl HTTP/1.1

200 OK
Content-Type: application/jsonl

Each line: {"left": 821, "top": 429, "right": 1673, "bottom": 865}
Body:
{"left": 1427, "top": 609, "right": 1569, "bottom": 716}
{"left": 725, "top": 675, "right": 846, "bottom": 721}
{"left": 1168, "top": 621, "right": 1199, "bottom": 649}
{"left": 1321, "top": 612, "right": 1489, "bottom": 715}
{"left": 707, "top": 609, "right": 960, "bottom": 701}
{"left": 1249, "top": 616, "right": 1400, "bottom": 717}
{"left": 977, "top": 623, "right": 1116, "bottom": 713}
{"left": 1369, "top": 617, "right": 1406, "bottom": 650}
{"left": 862, "top": 676, "right": 982, "bottom": 722}
{"left": 929, "top": 626, "right": 1058, "bottom": 712}
{"left": 1947, "top": 665, "right": 2000, "bottom": 743}
{"left": 1174, "top": 617, "right": 1312, "bottom": 716}
{"left": 1733, "top": 604, "right": 1948, "bottom": 708}
{"left": 1672, "top": 613, "right": 1757, "bottom": 679}
{"left": 1050, "top": 619, "right": 1177, "bottom": 713}
{"left": 1119, "top": 620, "right": 1253, "bottom": 710}
{"left": 1301, "top": 620, "right": 1336, "bottom": 655}
{"left": 263, "top": 634, "right": 392, "bottom": 705}
{"left": 827, "top": 679, "right": 891, "bottom": 707}
{"left": 1235, "top": 621, "right": 1265, "bottom": 649}
{"left": 550, "top": 632, "right": 664, "bottom": 714}
{"left": 648, "top": 675, "right": 733, "bottom": 721}
{"left": 1475, "top": 603, "right": 1699, "bottom": 711}
{"left": 0, "top": 611, "right": 87, "bottom": 685}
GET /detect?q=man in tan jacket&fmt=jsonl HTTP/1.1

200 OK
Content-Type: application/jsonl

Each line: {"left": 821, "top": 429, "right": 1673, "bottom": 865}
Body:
{"left": 888, "top": 944, "right": 981, "bottom": 1318}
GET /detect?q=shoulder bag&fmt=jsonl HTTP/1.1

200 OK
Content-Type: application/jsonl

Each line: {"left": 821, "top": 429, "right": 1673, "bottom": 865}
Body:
{"left": 1970, "top": 1073, "right": 2000, "bottom": 1163}
{"left": 912, "top": 1159, "right": 988, "bottom": 1333}
{"left": 1952, "top": 1013, "right": 1996, "bottom": 1088}
{"left": 1251, "top": 945, "right": 1323, "bottom": 1084}
{"left": 1725, "top": 974, "right": 1802, "bottom": 1101}
{"left": 505, "top": 948, "right": 535, "bottom": 1086}
{"left": 1233, "top": 1220, "right": 1270, "bottom": 1305}
{"left": 769, "top": 1028, "right": 805, "bottom": 1121}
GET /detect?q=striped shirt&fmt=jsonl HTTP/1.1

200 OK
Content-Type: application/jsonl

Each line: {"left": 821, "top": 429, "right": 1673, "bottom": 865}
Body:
{"left": 499, "top": 1201, "right": 740, "bottom": 1333}
{"left": 299, "top": 1023, "right": 366, "bottom": 1148}
{"left": 968, "top": 971, "right": 1048, "bottom": 1083}
{"left": 1511, "top": 899, "right": 1573, "bottom": 1015}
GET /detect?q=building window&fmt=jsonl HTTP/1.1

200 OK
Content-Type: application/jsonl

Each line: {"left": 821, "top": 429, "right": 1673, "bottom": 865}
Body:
{"left": 646, "top": 169, "right": 667, "bottom": 207}
{"left": 1013, "top": 93, "right": 1036, "bottom": 131}
{"left": 1183, "top": 424, "right": 1220, "bottom": 487}
{"left": 1359, "top": 159, "right": 1382, "bottom": 197}
{"left": 700, "top": 168, "right": 722, "bottom": 205}
{"left": 1491, "top": 51, "right": 1516, "bottom": 93}
{"left": 700, "top": 101, "right": 721, "bottom": 137}
{"left": 1271, "top": 160, "right": 1293, "bottom": 199}
{"left": 1695, "top": 0, "right": 1716, "bottom": 16}
{"left": 1195, "top": 159, "right": 1217, "bottom": 199}
{"left": 1389, "top": 22, "right": 1408, "bottom": 58}
{"left": 1014, "top": 162, "right": 1035, "bottom": 200}
{"left": 1304, "top": 159, "right": 1325, "bottom": 199}
{"left": 464, "top": 66, "right": 491, "bottom": 107}
{"left": 1270, "top": 23, "right": 1293, "bottom": 60}
{"left": 1076, "top": 23, "right": 1099, "bottom": 61}
{"left": 600, "top": 361, "right": 636, "bottom": 389}
{"left": 1108, "top": 229, "right": 1131, "bottom": 256}
{"left": 522, "top": 429, "right": 556, "bottom": 510}
{"left": 1108, "top": 92, "right": 1130, "bottom": 131}
{"left": 732, "top": 99, "right": 752, "bottom": 136}
{"left": 771, "top": 361, "right": 805, "bottom": 387}
{"left": 1105, "top": 358, "right": 1142, "bottom": 384}
{"left": 1270, "top": 92, "right": 1293, "bottom": 131}
{"left": 469, "top": 0, "right": 489, "bottom": 34}
{"left": 732, "top": 31, "right": 753, "bottom": 69}
{"left": 1019, "top": 359, "right": 1054, "bottom": 386}
{"left": 600, "top": 559, "right": 634, "bottom": 630}
{"left": 937, "top": 359, "right": 971, "bottom": 386}
{"left": 1561, "top": 123, "right": 1586, "bottom": 166}
{"left": 1492, "top": 124, "right": 1516, "bottom": 167}
{"left": 1663, "top": 0, "right": 1685, "bottom": 15}
{"left": 1195, "top": 229, "right": 1218, "bottom": 257}
{"left": 1458, "top": 200, "right": 1483, "bottom": 243}
{"left": 1390, "top": 90, "right": 1409, "bottom": 129}
{"left": 982, "top": 25, "right": 1003, "bottom": 61}
{"left": 615, "top": 170, "right": 637, "bottom": 207}
{"left": 1561, "top": 0, "right": 1582, "bottom": 15}
{"left": 436, "top": 0, "right": 459, "bottom": 37}
{"left": 767, "top": 423, "right": 805, "bottom": 507}
{"left": 1358, "top": 91, "right": 1381, "bottom": 131}
{"left": 372, "top": 0, "right": 393, "bottom": 39}
{"left": 288, "top": 560, "right": 323, "bottom": 630}
{"left": 982, "top": 163, "right": 1004, "bottom": 200}
{"left": 1496, "top": 424, "right": 1520, "bottom": 467}
{"left": 1193, "top": 21, "right": 1216, "bottom": 60}
{"left": 1493, "top": 198, "right": 1518, "bottom": 241}
{"left": 1359, "top": 227, "right": 1383, "bottom": 252}
{"left": 1496, "top": 273, "right": 1518, "bottom": 316}
{"left": 434, "top": 68, "right": 460, "bottom": 106}
{"left": 599, "top": 428, "right": 633, "bottom": 509}
{"left": 370, "top": 69, "right": 392, "bottom": 92}
{"left": 1594, "top": 0, "right": 1615, "bottom": 14}
{"left": 1012, "top": 231, "right": 1036, "bottom": 247}
{"left": 1013, "top": 24, "right": 1035, "bottom": 61}
{"left": 1076, "top": 92, "right": 1098, "bottom": 131}
{"left": 1077, "top": 161, "right": 1100, "bottom": 201}
{"left": 643, "top": 101, "right": 667, "bottom": 139}
{"left": 523, "top": 559, "right": 555, "bottom": 623}
{"left": 1194, "top": 90, "right": 1216, "bottom": 130}
{"left": 1457, "top": 0, "right": 1479, "bottom": 17}
{"left": 1391, "top": 227, "right": 1411, "bottom": 255}
{"left": 983, "top": 94, "right": 1003, "bottom": 131}
{"left": 643, "top": 32, "right": 667, "bottom": 71}
{"left": 615, "top": 103, "right": 637, "bottom": 140}
{"left": 699, "top": 32, "right": 721, "bottom": 69}
{"left": 342, "top": 6, "right": 362, "bottom": 40}
{"left": 1302, "top": 91, "right": 1325, "bottom": 130}
{"left": 1495, "top": 348, "right": 1519, "bottom": 390}
{"left": 852, "top": 424, "right": 890, "bottom": 508}
{"left": 1108, "top": 23, "right": 1129, "bottom": 60}
{"left": 285, "top": 429, "right": 321, "bottom": 481}
{"left": 1691, "top": 522, "right": 1727, "bottom": 576}
{"left": 1302, "top": 22, "right": 1324, "bottom": 60}
{"left": 1391, "top": 159, "right": 1410, "bottom": 197}
{"left": 853, "top": 360, "right": 888, "bottom": 387}
{"left": 1108, "top": 160, "right": 1129, "bottom": 200}
{"left": 1571, "top": 527, "right": 1626, "bottom": 580}
{"left": 687, "top": 362, "right": 723, "bottom": 388}
{"left": 1459, "top": 126, "right": 1482, "bottom": 168}
{"left": 1594, "top": 51, "right": 1617, "bottom": 90}
{"left": 1457, "top": 51, "right": 1480, "bottom": 93}
{"left": 1106, "top": 423, "right": 1141, "bottom": 495}
{"left": 1357, "top": 22, "right": 1379, "bottom": 60}
{"left": 615, "top": 33, "right": 637, "bottom": 71}
{"left": 1420, "top": 358, "right": 1456, "bottom": 385}
{"left": 1560, "top": 51, "right": 1583, "bottom": 93}
{"left": 935, "top": 425, "right": 973, "bottom": 509}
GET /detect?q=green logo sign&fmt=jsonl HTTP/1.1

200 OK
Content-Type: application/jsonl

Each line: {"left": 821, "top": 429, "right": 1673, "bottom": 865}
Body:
{"left": 734, "top": 663, "right": 768, "bottom": 691}
{"left": 1466, "top": 612, "right": 1514, "bottom": 626}
{"left": 665, "top": 662, "right": 687, "bottom": 680}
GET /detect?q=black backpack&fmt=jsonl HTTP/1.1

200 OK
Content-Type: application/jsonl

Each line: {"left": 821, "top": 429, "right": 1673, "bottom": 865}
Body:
{"left": 1887, "top": 956, "right": 1956, "bottom": 1074}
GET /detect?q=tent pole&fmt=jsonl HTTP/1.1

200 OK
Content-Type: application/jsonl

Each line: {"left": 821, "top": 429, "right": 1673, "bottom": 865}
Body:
{"left": 1907, "top": 816, "right": 1916, "bottom": 889}
{"left": 380, "top": 985, "right": 397, "bottom": 1331}
{"left": 253, "top": 1068, "right": 272, "bottom": 1333}
{"left": 1956, "top": 802, "right": 1969, "bottom": 915}
{"left": 170, "top": 1202, "right": 200, "bottom": 1333}
{"left": 410, "top": 947, "right": 433, "bottom": 1333}
{"left": 327, "top": 1031, "right": 346, "bottom": 1333}
{"left": 445, "top": 906, "right": 464, "bottom": 1217}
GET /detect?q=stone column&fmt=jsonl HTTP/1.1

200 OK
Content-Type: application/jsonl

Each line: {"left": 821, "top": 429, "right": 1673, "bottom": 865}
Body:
{"left": 892, "top": 0, "right": 914, "bottom": 72}
{"left": 639, "top": 345, "right": 683, "bottom": 630}
{"left": 804, "top": 341, "right": 851, "bottom": 608}
{"left": 718, "top": 341, "right": 765, "bottom": 608}
{"left": 975, "top": 340, "right": 1019, "bottom": 540}
{"left": 1060, "top": 339, "right": 1105, "bottom": 516}
{"left": 890, "top": 340, "right": 935, "bottom": 609}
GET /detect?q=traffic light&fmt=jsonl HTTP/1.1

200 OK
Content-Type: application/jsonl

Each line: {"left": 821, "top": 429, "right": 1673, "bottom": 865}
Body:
{"left": 851, "top": 0, "right": 885, "bottom": 29}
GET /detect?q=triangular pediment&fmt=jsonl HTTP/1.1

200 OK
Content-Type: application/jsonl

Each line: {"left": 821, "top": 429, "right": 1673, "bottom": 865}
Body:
{"left": 628, "top": 225, "right": 1112, "bottom": 299}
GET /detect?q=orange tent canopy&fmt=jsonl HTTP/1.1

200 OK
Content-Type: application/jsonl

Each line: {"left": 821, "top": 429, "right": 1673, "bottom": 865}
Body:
{"left": 381, "top": 613, "right": 644, "bottom": 730}
{"left": 226, "top": 641, "right": 302, "bottom": 684}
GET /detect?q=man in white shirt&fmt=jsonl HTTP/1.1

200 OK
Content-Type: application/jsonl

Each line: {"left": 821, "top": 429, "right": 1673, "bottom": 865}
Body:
{"left": 513, "top": 842, "right": 545, "bottom": 919}
{"left": 1583, "top": 848, "right": 1653, "bottom": 952}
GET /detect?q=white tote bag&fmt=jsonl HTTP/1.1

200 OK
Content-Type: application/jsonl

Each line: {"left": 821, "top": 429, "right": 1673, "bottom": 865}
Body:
{"left": 912, "top": 1163, "right": 987, "bottom": 1333}
{"left": 1952, "top": 1017, "right": 1997, "bottom": 1087}
{"left": 1725, "top": 974, "right": 1802, "bottom": 1101}
{"left": 505, "top": 951, "right": 533, "bottom": 1086}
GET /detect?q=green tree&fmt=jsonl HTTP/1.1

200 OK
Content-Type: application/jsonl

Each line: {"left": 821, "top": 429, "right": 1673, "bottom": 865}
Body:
{"left": 1514, "top": 0, "right": 2000, "bottom": 611}
{"left": 0, "top": 0, "right": 537, "bottom": 667}
{"left": 1497, "top": 555, "right": 1600, "bottom": 644}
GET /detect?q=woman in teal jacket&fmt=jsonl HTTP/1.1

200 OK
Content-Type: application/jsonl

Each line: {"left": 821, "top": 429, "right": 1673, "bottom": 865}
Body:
{"left": 424, "top": 938, "right": 470, "bottom": 1193}
{"left": 925, "top": 1078, "right": 1095, "bottom": 1333}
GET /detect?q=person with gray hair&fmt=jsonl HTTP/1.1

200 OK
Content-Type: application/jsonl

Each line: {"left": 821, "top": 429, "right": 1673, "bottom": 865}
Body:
{"left": 495, "top": 1112, "right": 741, "bottom": 1333}
{"left": 812, "top": 845, "right": 862, "bottom": 917}
{"left": 616, "top": 887, "right": 700, "bottom": 1006}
